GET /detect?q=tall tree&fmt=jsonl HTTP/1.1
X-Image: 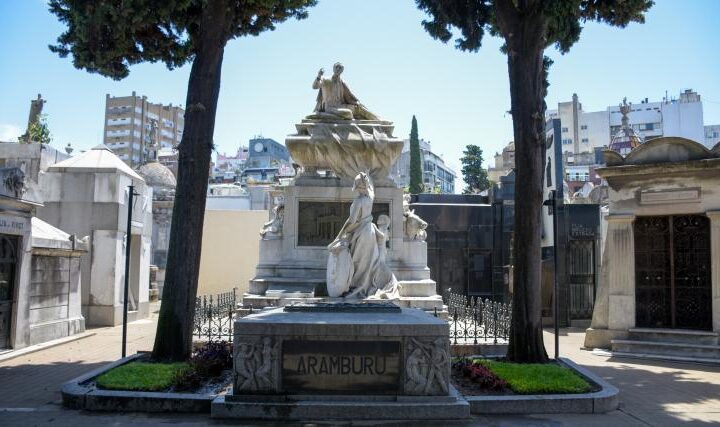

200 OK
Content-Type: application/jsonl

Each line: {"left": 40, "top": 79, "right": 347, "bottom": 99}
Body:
{"left": 460, "top": 144, "right": 490, "bottom": 194}
{"left": 416, "top": 0, "right": 652, "bottom": 362}
{"left": 49, "top": 0, "right": 316, "bottom": 361}
{"left": 22, "top": 114, "right": 52, "bottom": 145}
{"left": 408, "top": 115, "right": 423, "bottom": 194}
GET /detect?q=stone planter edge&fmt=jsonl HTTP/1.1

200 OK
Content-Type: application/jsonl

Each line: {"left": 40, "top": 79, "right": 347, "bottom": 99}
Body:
{"left": 60, "top": 352, "right": 217, "bottom": 413}
{"left": 464, "top": 357, "right": 619, "bottom": 414}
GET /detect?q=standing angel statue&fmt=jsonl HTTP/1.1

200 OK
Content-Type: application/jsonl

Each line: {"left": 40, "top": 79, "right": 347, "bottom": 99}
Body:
{"left": 326, "top": 172, "right": 400, "bottom": 299}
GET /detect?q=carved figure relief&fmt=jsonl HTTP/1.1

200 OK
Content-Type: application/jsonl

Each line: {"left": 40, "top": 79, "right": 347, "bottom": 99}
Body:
{"left": 0, "top": 167, "right": 26, "bottom": 198}
{"left": 404, "top": 337, "right": 450, "bottom": 395}
{"left": 403, "top": 209, "right": 427, "bottom": 241}
{"left": 234, "top": 337, "right": 279, "bottom": 392}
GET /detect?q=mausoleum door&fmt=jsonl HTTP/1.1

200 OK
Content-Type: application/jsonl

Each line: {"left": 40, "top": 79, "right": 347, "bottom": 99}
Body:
{"left": 634, "top": 215, "right": 712, "bottom": 330}
{"left": 0, "top": 235, "right": 18, "bottom": 348}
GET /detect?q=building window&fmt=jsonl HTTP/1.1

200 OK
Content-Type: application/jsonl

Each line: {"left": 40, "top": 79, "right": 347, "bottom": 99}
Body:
{"left": 580, "top": 125, "right": 587, "bottom": 130}
{"left": 581, "top": 138, "right": 589, "bottom": 143}
{"left": 562, "top": 127, "right": 569, "bottom": 132}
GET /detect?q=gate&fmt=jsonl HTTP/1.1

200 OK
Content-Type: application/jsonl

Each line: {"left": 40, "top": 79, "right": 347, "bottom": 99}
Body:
{"left": 567, "top": 239, "right": 595, "bottom": 319}
{"left": 0, "top": 236, "right": 18, "bottom": 349}
{"left": 634, "top": 215, "right": 712, "bottom": 330}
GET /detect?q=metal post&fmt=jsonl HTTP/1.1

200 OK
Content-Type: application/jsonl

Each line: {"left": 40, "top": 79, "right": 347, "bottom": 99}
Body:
{"left": 122, "top": 184, "right": 136, "bottom": 358}
{"left": 552, "top": 191, "right": 560, "bottom": 360}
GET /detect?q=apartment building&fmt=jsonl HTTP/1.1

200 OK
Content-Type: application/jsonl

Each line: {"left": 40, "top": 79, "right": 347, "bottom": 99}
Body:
{"left": 103, "top": 92, "right": 185, "bottom": 167}
{"left": 546, "top": 89, "right": 709, "bottom": 154}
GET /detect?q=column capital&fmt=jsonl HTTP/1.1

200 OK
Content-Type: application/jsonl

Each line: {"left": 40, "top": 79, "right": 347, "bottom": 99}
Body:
{"left": 706, "top": 210, "right": 720, "bottom": 220}
{"left": 606, "top": 214, "right": 635, "bottom": 223}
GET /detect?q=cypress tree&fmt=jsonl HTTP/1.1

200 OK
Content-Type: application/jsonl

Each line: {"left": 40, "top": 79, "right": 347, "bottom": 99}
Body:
{"left": 408, "top": 115, "right": 423, "bottom": 194}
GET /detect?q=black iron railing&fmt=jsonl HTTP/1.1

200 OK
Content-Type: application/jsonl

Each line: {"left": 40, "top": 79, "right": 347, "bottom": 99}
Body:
{"left": 193, "top": 289, "right": 237, "bottom": 342}
{"left": 443, "top": 289, "right": 512, "bottom": 345}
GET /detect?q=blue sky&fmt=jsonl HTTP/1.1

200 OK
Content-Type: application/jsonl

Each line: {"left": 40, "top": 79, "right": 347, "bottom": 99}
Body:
{"left": 1, "top": 0, "right": 719, "bottom": 181}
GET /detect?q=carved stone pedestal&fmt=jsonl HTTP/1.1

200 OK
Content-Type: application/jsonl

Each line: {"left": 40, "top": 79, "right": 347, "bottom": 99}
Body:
{"left": 210, "top": 304, "right": 469, "bottom": 421}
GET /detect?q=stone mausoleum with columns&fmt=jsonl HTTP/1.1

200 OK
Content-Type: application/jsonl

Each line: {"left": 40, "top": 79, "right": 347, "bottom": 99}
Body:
{"left": 585, "top": 136, "right": 720, "bottom": 360}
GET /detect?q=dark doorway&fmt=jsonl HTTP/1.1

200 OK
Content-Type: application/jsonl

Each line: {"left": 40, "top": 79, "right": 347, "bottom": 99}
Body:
{"left": 0, "top": 235, "right": 19, "bottom": 349}
{"left": 634, "top": 215, "right": 712, "bottom": 330}
{"left": 567, "top": 239, "right": 595, "bottom": 319}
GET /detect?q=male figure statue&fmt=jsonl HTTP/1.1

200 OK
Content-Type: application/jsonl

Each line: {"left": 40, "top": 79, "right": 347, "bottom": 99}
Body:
{"left": 311, "top": 62, "right": 378, "bottom": 121}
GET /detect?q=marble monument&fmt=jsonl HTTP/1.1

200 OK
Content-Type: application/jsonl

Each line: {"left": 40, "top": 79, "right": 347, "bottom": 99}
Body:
{"left": 242, "top": 63, "right": 442, "bottom": 312}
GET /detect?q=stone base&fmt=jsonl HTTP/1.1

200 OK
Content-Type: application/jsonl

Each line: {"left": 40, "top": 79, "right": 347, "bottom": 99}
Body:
{"left": 241, "top": 294, "right": 446, "bottom": 314}
{"left": 211, "top": 386, "right": 470, "bottom": 421}
{"left": 583, "top": 327, "right": 629, "bottom": 349}
{"left": 29, "top": 316, "right": 85, "bottom": 346}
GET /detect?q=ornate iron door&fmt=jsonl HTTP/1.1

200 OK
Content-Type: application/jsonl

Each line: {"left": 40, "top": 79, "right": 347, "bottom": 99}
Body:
{"left": 672, "top": 215, "right": 712, "bottom": 330}
{"left": 634, "top": 215, "right": 712, "bottom": 330}
{"left": 567, "top": 240, "right": 596, "bottom": 319}
{"left": 634, "top": 217, "right": 672, "bottom": 328}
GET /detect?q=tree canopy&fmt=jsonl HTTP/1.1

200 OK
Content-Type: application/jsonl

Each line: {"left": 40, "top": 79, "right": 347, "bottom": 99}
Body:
{"left": 460, "top": 144, "right": 490, "bottom": 194}
{"left": 416, "top": 0, "right": 652, "bottom": 54}
{"left": 49, "top": 0, "right": 315, "bottom": 80}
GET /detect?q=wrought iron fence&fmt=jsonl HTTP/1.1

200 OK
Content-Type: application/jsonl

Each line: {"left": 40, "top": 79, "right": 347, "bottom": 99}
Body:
{"left": 193, "top": 289, "right": 237, "bottom": 342}
{"left": 443, "top": 289, "right": 512, "bottom": 345}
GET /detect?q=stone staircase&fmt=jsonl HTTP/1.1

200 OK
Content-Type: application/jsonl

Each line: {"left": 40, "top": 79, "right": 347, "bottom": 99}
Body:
{"left": 610, "top": 328, "right": 720, "bottom": 363}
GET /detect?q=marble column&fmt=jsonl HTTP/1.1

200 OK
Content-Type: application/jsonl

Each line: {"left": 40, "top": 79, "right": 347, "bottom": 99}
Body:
{"left": 708, "top": 211, "right": 720, "bottom": 333}
{"left": 584, "top": 214, "right": 635, "bottom": 348}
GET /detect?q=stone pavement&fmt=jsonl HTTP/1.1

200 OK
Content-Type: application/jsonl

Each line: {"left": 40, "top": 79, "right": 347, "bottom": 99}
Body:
{"left": 1, "top": 306, "right": 719, "bottom": 426}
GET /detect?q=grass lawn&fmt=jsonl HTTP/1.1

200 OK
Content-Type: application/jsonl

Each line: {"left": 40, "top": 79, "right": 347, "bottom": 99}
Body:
{"left": 95, "top": 361, "right": 190, "bottom": 392}
{"left": 475, "top": 359, "right": 592, "bottom": 394}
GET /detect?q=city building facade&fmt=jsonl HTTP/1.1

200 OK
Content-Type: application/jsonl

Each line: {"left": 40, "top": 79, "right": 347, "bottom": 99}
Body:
{"left": 391, "top": 139, "right": 456, "bottom": 193}
{"left": 707, "top": 124, "right": 720, "bottom": 148}
{"left": 103, "top": 92, "right": 185, "bottom": 167}
{"left": 242, "top": 136, "right": 293, "bottom": 184}
{"left": 546, "top": 89, "right": 710, "bottom": 154}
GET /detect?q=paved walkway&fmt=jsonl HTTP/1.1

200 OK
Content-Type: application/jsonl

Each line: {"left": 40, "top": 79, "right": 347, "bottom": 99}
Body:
{"left": 1, "top": 307, "right": 719, "bottom": 425}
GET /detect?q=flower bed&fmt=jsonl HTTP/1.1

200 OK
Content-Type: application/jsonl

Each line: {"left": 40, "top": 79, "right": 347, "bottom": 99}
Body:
{"left": 452, "top": 358, "right": 594, "bottom": 396}
{"left": 94, "top": 341, "right": 233, "bottom": 394}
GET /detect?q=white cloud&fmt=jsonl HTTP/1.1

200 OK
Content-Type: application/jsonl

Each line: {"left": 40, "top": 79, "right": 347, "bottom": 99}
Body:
{"left": 0, "top": 124, "right": 22, "bottom": 142}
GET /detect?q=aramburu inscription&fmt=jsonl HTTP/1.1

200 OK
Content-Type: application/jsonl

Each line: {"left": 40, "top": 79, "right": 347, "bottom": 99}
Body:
{"left": 282, "top": 340, "right": 400, "bottom": 394}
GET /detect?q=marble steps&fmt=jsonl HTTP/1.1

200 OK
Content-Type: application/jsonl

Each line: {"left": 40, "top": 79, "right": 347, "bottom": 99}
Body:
{"left": 248, "top": 277, "right": 323, "bottom": 296}
{"left": 611, "top": 339, "right": 720, "bottom": 361}
{"left": 627, "top": 328, "right": 719, "bottom": 346}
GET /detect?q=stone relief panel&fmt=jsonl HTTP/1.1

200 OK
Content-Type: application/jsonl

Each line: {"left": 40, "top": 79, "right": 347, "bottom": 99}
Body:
{"left": 403, "top": 337, "right": 450, "bottom": 396}
{"left": 233, "top": 336, "right": 280, "bottom": 393}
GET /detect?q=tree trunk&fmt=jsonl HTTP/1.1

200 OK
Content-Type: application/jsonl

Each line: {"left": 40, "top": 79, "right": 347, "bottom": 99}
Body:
{"left": 496, "top": 1, "right": 549, "bottom": 363}
{"left": 152, "top": 1, "right": 228, "bottom": 361}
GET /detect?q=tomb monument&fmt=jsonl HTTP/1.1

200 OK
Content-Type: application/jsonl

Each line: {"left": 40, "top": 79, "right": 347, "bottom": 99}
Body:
{"left": 242, "top": 63, "right": 442, "bottom": 312}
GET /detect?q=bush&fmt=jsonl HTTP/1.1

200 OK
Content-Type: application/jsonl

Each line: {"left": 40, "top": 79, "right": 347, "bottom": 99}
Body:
{"left": 173, "top": 341, "right": 232, "bottom": 391}
{"left": 452, "top": 358, "right": 508, "bottom": 391}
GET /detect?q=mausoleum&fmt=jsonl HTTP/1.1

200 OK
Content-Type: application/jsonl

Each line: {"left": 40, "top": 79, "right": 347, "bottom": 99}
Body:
{"left": 38, "top": 145, "right": 153, "bottom": 326}
{"left": 585, "top": 137, "right": 720, "bottom": 360}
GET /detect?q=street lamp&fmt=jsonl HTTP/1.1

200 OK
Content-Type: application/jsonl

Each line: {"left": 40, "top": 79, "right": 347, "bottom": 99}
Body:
{"left": 543, "top": 189, "right": 559, "bottom": 360}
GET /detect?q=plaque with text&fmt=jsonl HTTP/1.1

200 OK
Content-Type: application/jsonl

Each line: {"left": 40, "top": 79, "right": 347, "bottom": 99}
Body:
{"left": 297, "top": 201, "right": 390, "bottom": 247}
{"left": 282, "top": 340, "right": 400, "bottom": 394}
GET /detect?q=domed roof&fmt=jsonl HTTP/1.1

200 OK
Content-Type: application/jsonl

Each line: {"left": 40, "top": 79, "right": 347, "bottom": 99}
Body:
{"left": 136, "top": 161, "right": 176, "bottom": 189}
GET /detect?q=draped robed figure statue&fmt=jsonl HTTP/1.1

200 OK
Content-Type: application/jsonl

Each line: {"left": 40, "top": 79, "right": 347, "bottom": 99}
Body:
{"left": 326, "top": 172, "right": 400, "bottom": 299}
{"left": 309, "top": 62, "right": 379, "bottom": 121}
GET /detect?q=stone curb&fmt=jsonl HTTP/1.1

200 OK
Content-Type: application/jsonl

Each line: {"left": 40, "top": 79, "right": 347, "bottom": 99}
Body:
{"left": 464, "top": 357, "right": 619, "bottom": 414}
{"left": 60, "top": 352, "right": 217, "bottom": 413}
